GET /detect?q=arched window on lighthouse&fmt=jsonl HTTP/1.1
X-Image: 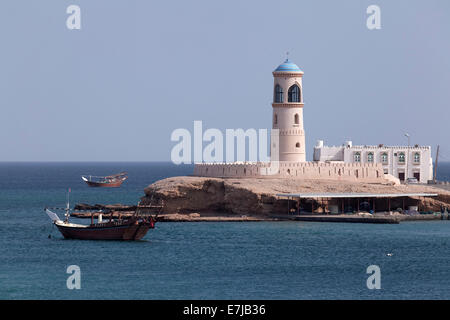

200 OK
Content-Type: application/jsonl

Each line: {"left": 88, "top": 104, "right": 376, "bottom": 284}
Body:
{"left": 288, "top": 84, "right": 301, "bottom": 102}
{"left": 274, "top": 85, "right": 283, "bottom": 103}
{"left": 295, "top": 142, "right": 300, "bottom": 148}
{"left": 273, "top": 114, "right": 278, "bottom": 125}
{"left": 294, "top": 113, "right": 299, "bottom": 124}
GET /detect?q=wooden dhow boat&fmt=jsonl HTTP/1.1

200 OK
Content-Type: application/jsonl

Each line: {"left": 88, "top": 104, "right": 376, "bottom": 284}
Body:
{"left": 81, "top": 172, "right": 128, "bottom": 187}
{"left": 45, "top": 191, "right": 163, "bottom": 241}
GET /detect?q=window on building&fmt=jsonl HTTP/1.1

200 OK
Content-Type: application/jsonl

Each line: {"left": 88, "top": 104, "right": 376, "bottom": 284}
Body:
{"left": 381, "top": 152, "right": 388, "bottom": 164}
{"left": 295, "top": 142, "right": 300, "bottom": 148}
{"left": 274, "top": 114, "right": 277, "bottom": 125}
{"left": 294, "top": 113, "right": 299, "bottom": 124}
{"left": 288, "top": 84, "right": 301, "bottom": 102}
{"left": 413, "top": 152, "right": 420, "bottom": 163}
{"left": 354, "top": 152, "right": 361, "bottom": 163}
{"left": 274, "top": 85, "right": 283, "bottom": 103}
{"left": 367, "top": 152, "right": 374, "bottom": 163}
{"left": 398, "top": 152, "right": 405, "bottom": 163}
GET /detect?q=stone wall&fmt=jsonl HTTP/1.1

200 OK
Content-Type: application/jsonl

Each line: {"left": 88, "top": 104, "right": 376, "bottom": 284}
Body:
{"left": 194, "top": 161, "right": 385, "bottom": 182}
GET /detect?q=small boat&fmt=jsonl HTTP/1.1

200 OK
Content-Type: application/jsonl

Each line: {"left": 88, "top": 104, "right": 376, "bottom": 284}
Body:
{"left": 81, "top": 172, "right": 127, "bottom": 187}
{"left": 45, "top": 191, "right": 162, "bottom": 241}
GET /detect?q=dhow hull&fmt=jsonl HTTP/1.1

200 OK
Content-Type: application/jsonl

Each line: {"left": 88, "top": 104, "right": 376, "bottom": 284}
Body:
{"left": 55, "top": 222, "right": 153, "bottom": 241}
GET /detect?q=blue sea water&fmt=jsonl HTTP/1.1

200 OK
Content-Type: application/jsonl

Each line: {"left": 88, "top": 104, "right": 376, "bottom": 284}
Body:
{"left": 0, "top": 162, "right": 450, "bottom": 300}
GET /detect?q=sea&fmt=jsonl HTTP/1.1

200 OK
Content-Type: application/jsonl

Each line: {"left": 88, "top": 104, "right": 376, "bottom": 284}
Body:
{"left": 0, "top": 162, "right": 450, "bottom": 300}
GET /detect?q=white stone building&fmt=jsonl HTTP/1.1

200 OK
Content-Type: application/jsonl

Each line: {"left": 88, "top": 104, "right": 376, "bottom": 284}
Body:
{"left": 313, "top": 140, "right": 433, "bottom": 183}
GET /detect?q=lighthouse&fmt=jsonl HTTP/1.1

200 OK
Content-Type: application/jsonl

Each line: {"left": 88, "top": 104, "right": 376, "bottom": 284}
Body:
{"left": 194, "top": 57, "right": 386, "bottom": 182}
{"left": 272, "top": 58, "right": 306, "bottom": 162}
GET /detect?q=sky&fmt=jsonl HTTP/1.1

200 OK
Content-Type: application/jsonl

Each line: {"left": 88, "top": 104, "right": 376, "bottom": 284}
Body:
{"left": 0, "top": 0, "right": 449, "bottom": 162}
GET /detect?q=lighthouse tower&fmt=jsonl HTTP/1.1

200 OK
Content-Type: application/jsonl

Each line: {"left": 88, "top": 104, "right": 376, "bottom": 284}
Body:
{"left": 272, "top": 58, "right": 306, "bottom": 162}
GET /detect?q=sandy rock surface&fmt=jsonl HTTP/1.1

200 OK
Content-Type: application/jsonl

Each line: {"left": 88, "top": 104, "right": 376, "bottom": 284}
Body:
{"left": 142, "top": 176, "right": 450, "bottom": 215}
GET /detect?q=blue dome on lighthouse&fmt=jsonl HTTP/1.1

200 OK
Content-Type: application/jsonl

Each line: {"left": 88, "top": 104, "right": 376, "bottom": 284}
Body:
{"left": 274, "top": 59, "right": 302, "bottom": 72}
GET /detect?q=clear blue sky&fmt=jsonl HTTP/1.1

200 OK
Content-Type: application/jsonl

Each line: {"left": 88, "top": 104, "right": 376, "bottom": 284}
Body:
{"left": 1, "top": 0, "right": 449, "bottom": 161}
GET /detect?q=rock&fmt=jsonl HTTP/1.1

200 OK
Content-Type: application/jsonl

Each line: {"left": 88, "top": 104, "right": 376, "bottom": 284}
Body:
{"left": 142, "top": 177, "right": 266, "bottom": 215}
{"left": 189, "top": 213, "right": 200, "bottom": 218}
{"left": 141, "top": 176, "right": 450, "bottom": 216}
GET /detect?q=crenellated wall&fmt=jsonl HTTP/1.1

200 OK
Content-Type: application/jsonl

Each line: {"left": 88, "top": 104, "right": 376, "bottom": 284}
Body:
{"left": 194, "top": 161, "right": 385, "bottom": 182}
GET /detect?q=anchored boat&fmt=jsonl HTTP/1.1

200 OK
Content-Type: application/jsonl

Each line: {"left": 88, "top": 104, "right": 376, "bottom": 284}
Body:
{"left": 45, "top": 191, "right": 163, "bottom": 241}
{"left": 81, "top": 172, "right": 127, "bottom": 187}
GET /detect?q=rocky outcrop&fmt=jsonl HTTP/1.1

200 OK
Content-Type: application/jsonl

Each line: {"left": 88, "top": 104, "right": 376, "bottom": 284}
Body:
{"left": 141, "top": 176, "right": 450, "bottom": 215}
{"left": 142, "top": 177, "right": 277, "bottom": 215}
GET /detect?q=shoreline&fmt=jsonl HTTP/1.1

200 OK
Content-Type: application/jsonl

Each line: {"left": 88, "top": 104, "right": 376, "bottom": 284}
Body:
{"left": 158, "top": 213, "right": 449, "bottom": 223}
{"left": 70, "top": 210, "right": 450, "bottom": 224}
